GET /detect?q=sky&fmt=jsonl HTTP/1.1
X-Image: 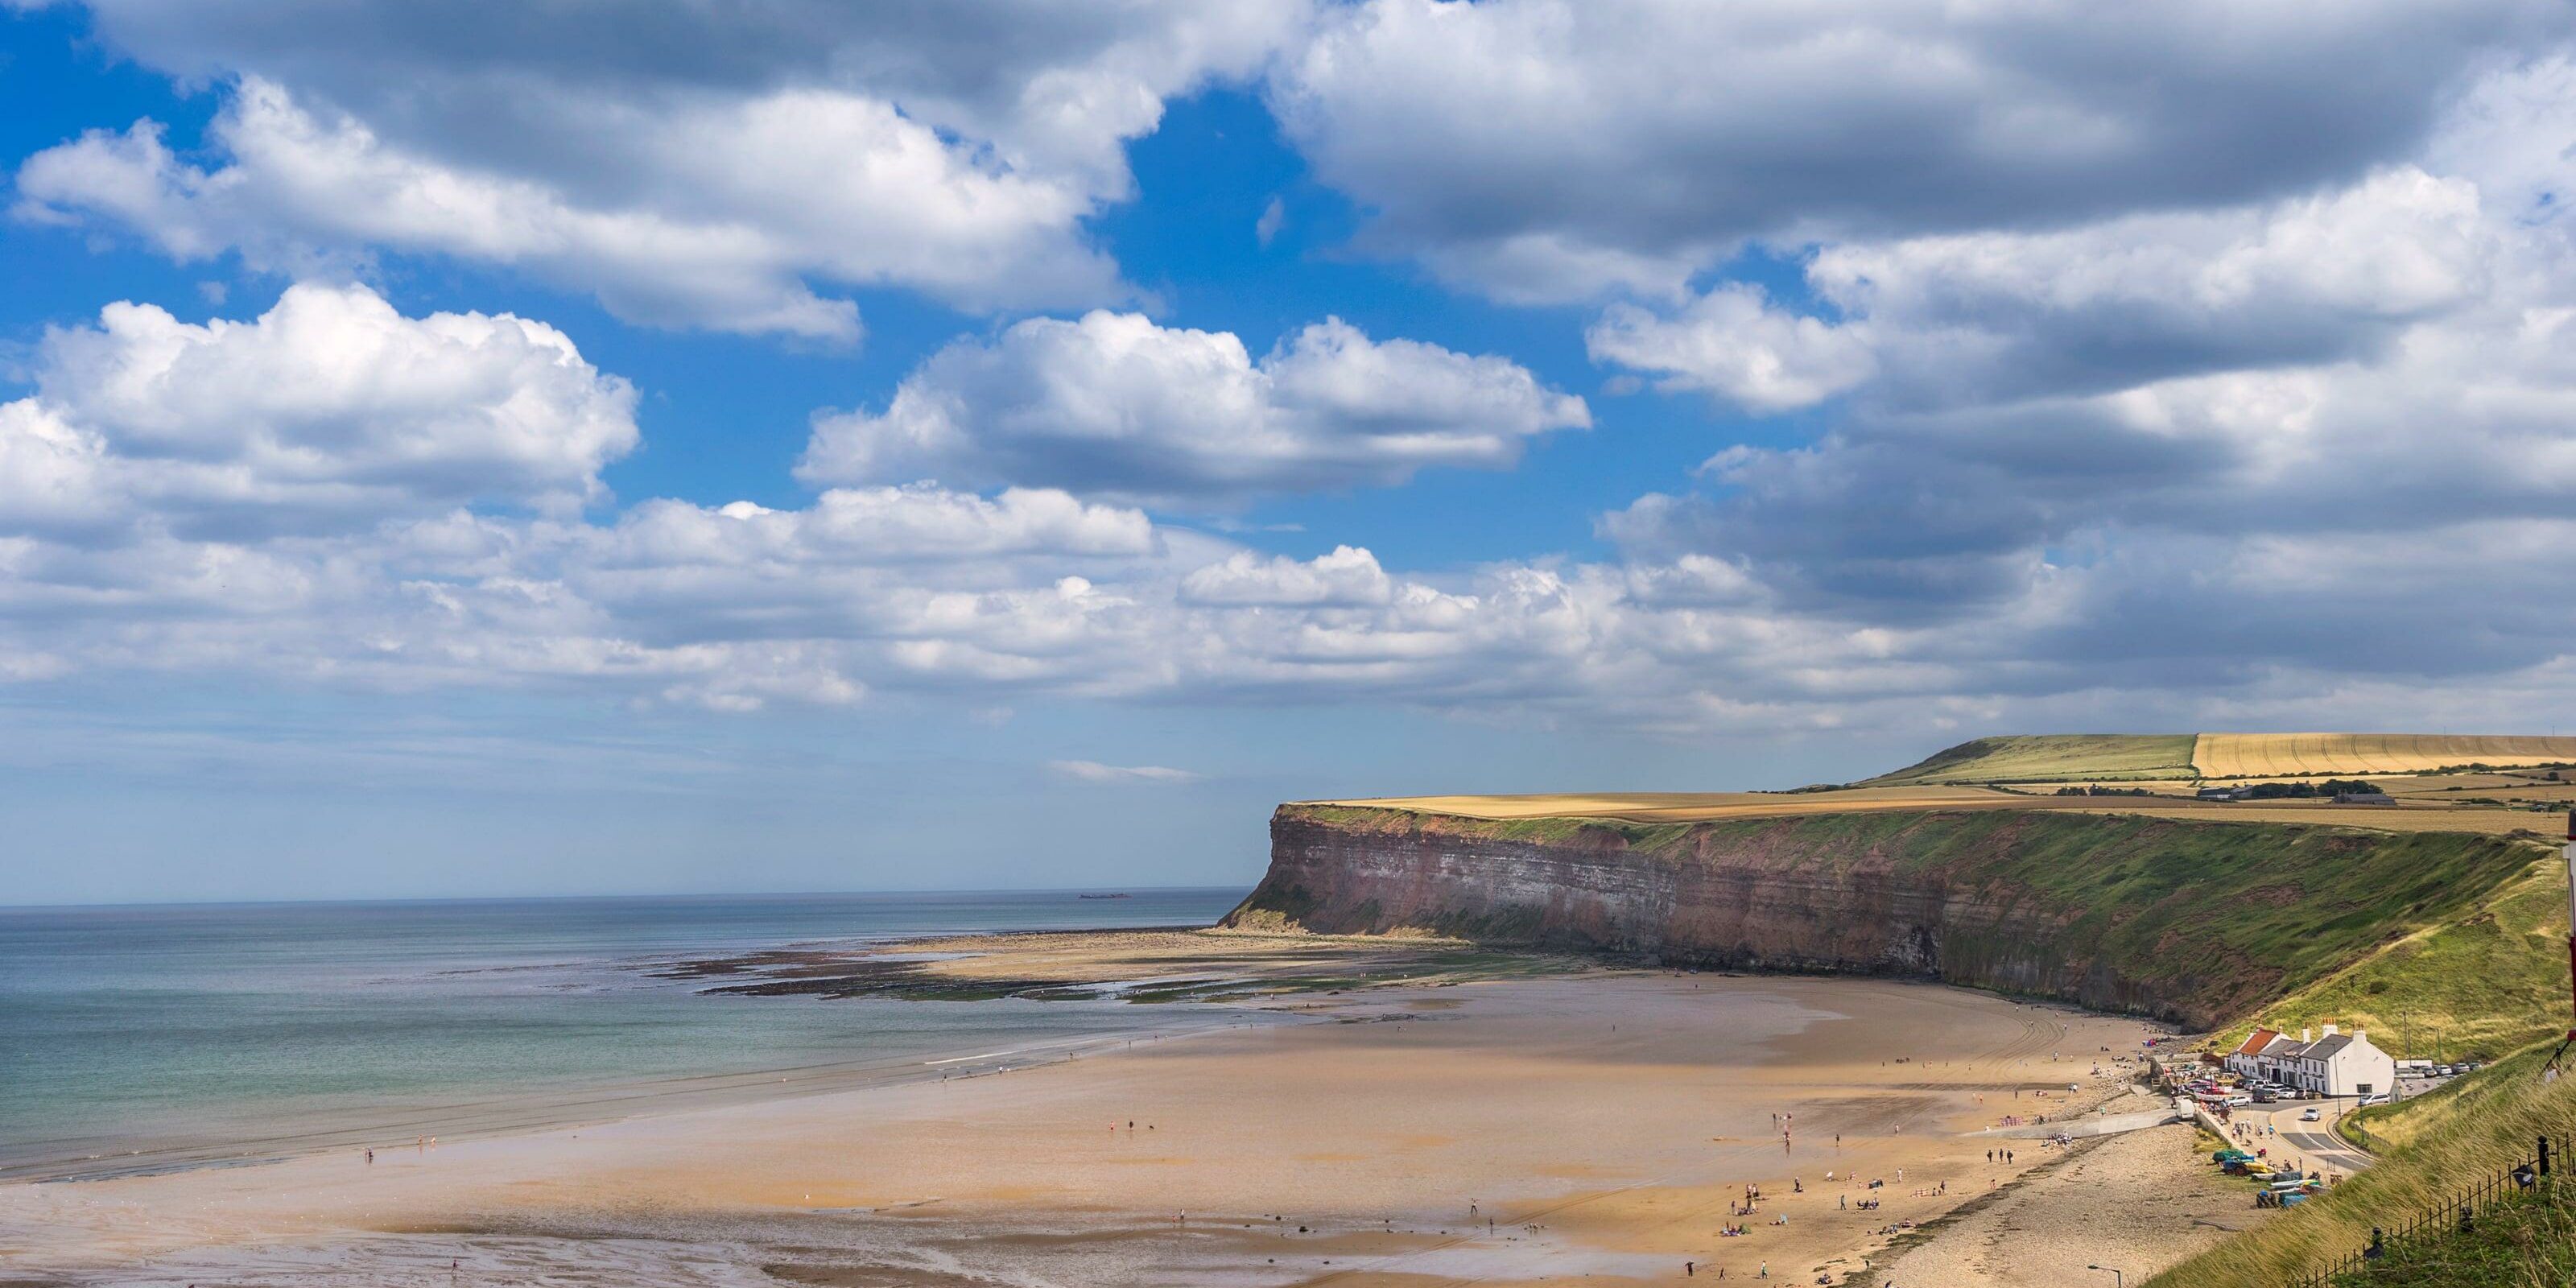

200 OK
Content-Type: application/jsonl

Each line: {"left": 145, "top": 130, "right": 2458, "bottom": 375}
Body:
{"left": 4, "top": 1, "right": 2576, "bottom": 904}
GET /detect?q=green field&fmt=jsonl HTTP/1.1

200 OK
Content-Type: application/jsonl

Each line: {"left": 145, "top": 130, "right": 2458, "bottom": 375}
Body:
{"left": 1863, "top": 733, "right": 2202, "bottom": 785}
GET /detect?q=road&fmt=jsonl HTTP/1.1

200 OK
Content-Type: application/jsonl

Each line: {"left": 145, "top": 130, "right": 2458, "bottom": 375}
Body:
{"left": 2223, "top": 1098, "right": 2375, "bottom": 1179}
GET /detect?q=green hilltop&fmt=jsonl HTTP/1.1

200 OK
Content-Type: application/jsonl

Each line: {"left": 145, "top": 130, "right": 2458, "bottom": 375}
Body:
{"left": 1861, "top": 733, "right": 2201, "bottom": 785}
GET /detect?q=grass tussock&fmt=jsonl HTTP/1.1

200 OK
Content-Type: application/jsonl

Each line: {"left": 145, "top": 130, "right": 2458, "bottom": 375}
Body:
{"left": 2325, "top": 1185, "right": 2576, "bottom": 1286}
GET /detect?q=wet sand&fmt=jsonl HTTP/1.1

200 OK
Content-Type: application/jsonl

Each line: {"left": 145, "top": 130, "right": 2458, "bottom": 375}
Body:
{"left": 1, "top": 973, "right": 2194, "bottom": 1287}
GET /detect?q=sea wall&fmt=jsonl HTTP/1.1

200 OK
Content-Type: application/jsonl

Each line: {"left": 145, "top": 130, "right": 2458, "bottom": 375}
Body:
{"left": 1223, "top": 803, "right": 2543, "bottom": 1028}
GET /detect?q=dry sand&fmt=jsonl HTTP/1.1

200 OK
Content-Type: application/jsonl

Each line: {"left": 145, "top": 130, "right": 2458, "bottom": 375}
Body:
{"left": 0, "top": 970, "right": 2251, "bottom": 1288}
{"left": 1873, "top": 1093, "right": 2256, "bottom": 1287}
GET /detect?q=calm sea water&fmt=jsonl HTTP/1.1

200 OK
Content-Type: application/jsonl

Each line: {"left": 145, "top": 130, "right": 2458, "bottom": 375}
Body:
{"left": 0, "top": 889, "right": 1250, "bottom": 1179}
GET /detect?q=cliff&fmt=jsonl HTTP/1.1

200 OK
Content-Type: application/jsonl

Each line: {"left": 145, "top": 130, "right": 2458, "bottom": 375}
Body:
{"left": 1224, "top": 803, "right": 2545, "bottom": 1028}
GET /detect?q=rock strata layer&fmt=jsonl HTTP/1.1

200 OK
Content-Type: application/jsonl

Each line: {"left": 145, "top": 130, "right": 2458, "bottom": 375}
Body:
{"left": 1224, "top": 803, "right": 2540, "bottom": 1028}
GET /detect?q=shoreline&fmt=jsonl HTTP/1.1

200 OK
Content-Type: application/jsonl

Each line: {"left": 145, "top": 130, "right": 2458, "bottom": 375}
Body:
{"left": 0, "top": 922, "right": 1561, "bottom": 1185}
{"left": 1, "top": 1009, "right": 1284, "bottom": 1186}
{"left": 4, "top": 925, "right": 2161, "bottom": 1187}
{"left": 3, "top": 965, "right": 2240, "bottom": 1287}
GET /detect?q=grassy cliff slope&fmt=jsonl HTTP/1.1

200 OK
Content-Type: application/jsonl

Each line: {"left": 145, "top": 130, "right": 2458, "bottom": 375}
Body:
{"left": 2235, "top": 859, "right": 2573, "bottom": 1063}
{"left": 1243, "top": 803, "right": 2546, "bottom": 1028}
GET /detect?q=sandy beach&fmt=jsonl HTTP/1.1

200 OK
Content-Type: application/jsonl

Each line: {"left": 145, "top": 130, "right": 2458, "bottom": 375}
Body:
{"left": 1, "top": 970, "right": 2228, "bottom": 1287}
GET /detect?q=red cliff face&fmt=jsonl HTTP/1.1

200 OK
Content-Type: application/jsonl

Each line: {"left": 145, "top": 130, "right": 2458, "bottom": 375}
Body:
{"left": 1221, "top": 803, "right": 2541, "bottom": 1029}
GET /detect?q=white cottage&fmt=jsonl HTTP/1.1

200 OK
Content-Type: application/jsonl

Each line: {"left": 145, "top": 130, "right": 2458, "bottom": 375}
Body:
{"left": 2225, "top": 1027, "right": 2281, "bottom": 1079}
{"left": 2297, "top": 1025, "right": 2396, "bottom": 1097}
{"left": 2255, "top": 1031, "right": 2311, "bottom": 1084}
{"left": 2266, "top": 1024, "right": 2396, "bottom": 1097}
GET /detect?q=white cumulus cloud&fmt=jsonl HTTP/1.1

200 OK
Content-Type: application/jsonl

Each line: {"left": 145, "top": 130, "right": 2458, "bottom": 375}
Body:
{"left": 1179, "top": 545, "right": 1393, "bottom": 607}
{"left": 1587, "top": 285, "right": 1877, "bottom": 414}
{"left": 14, "top": 3, "right": 1311, "bottom": 339}
{"left": 798, "top": 311, "right": 1588, "bottom": 507}
{"left": 0, "top": 282, "right": 636, "bottom": 540}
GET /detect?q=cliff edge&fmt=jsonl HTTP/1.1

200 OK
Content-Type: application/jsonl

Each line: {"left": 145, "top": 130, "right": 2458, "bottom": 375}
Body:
{"left": 1223, "top": 802, "right": 2543, "bottom": 1029}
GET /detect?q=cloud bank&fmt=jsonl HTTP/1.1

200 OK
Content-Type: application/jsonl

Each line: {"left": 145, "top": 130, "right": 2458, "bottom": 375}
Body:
{"left": 9, "top": 4, "right": 2576, "bottom": 750}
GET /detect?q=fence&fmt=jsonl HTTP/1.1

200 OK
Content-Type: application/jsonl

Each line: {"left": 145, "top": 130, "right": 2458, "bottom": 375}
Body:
{"left": 2289, "top": 1135, "right": 2556, "bottom": 1286}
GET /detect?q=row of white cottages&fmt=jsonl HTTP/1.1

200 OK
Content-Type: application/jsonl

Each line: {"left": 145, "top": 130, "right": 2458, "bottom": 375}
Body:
{"left": 2222, "top": 1023, "right": 2398, "bottom": 1097}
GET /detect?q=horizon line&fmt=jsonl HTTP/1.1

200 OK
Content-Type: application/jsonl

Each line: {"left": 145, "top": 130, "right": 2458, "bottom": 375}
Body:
{"left": 0, "top": 884, "right": 1257, "bottom": 914}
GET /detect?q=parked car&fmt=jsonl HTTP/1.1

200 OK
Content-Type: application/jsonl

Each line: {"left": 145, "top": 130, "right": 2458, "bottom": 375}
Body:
{"left": 2300, "top": 1108, "right": 2322, "bottom": 1121}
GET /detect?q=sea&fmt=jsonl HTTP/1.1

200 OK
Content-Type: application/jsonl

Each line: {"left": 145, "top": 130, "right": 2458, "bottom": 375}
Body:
{"left": 0, "top": 888, "right": 1253, "bottom": 1183}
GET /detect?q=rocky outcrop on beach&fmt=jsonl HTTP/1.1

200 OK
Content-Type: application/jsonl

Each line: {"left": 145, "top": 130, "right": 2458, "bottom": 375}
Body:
{"left": 1223, "top": 803, "right": 2542, "bottom": 1028}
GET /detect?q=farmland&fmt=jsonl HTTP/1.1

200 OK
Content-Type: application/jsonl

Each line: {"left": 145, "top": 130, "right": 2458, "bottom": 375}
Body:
{"left": 1316, "top": 788, "right": 2562, "bottom": 837}
{"left": 1862, "top": 733, "right": 2200, "bottom": 784}
{"left": 1851, "top": 731, "right": 2576, "bottom": 786}
{"left": 1316, "top": 784, "right": 2018, "bottom": 821}
{"left": 2192, "top": 733, "right": 2576, "bottom": 778}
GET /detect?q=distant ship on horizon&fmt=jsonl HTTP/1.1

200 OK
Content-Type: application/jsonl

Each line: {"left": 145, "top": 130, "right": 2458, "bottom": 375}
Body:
{"left": 1077, "top": 893, "right": 1132, "bottom": 900}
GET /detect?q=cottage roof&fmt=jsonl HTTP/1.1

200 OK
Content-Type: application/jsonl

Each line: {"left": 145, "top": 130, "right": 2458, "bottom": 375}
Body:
{"left": 2260, "top": 1036, "right": 2310, "bottom": 1059}
{"left": 2232, "top": 1028, "right": 2280, "bottom": 1058}
{"left": 2306, "top": 1034, "right": 2356, "bottom": 1061}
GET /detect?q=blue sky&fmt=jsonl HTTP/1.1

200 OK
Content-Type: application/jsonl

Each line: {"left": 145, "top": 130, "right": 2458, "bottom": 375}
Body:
{"left": 3, "top": 1, "right": 2574, "bottom": 904}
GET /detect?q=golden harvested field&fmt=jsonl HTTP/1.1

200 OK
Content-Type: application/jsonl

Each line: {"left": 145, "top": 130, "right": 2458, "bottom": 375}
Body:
{"left": 2190, "top": 733, "right": 2576, "bottom": 778}
{"left": 1860, "top": 732, "right": 2576, "bottom": 786}
{"left": 1311, "top": 789, "right": 2561, "bottom": 836}
{"left": 1312, "top": 785, "right": 2022, "bottom": 822}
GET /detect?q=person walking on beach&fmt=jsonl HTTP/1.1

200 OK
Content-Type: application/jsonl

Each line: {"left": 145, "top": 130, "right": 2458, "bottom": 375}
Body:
{"left": 365, "top": 1149, "right": 374, "bottom": 1165}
